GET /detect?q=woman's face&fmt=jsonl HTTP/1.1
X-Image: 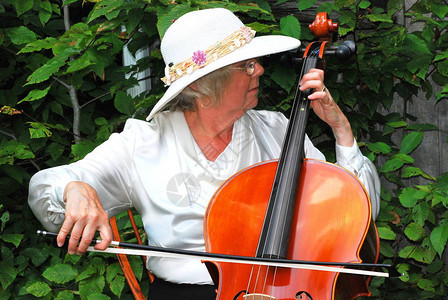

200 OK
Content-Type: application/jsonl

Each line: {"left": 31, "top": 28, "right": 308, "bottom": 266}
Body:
{"left": 219, "top": 59, "right": 264, "bottom": 116}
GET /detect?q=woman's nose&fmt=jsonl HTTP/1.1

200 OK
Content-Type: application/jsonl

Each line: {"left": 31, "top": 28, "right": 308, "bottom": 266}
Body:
{"left": 253, "top": 60, "right": 264, "bottom": 76}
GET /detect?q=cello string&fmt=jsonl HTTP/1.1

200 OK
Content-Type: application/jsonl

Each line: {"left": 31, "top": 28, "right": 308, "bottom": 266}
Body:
{"left": 271, "top": 48, "right": 317, "bottom": 252}
{"left": 269, "top": 48, "right": 318, "bottom": 261}
{"left": 229, "top": 61, "right": 316, "bottom": 293}
{"left": 272, "top": 48, "right": 318, "bottom": 273}
{"left": 244, "top": 248, "right": 258, "bottom": 296}
{"left": 265, "top": 51, "right": 313, "bottom": 296}
{"left": 250, "top": 51, "right": 314, "bottom": 297}
{"left": 242, "top": 51, "right": 316, "bottom": 297}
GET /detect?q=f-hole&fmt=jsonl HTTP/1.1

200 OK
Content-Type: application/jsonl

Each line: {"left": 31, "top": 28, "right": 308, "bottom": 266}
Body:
{"left": 296, "top": 291, "right": 313, "bottom": 300}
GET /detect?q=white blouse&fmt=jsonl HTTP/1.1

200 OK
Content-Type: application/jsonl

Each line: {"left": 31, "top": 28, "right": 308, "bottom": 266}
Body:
{"left": 28, "top": 109, "right": 380, "bottom": 284}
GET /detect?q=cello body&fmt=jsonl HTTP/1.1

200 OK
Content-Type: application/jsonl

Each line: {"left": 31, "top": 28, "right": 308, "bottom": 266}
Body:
{"left": 204, "top": 159, "right": 379, "bottom": 300}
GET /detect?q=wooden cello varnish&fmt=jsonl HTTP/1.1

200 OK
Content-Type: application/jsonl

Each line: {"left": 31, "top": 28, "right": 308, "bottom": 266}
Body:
{"left": 203, "top": 13, "right": 379, "bottom": 300}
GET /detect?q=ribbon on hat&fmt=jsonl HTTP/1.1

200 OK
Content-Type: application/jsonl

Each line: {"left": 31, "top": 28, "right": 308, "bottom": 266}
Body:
{"left": 162, "top": 26, "right": 256, "bottom": 86}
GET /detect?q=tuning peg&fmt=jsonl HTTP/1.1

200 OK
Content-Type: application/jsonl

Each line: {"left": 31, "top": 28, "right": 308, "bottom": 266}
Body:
{"left": 280, "top": 52, "right": 303, "bottom": 70}
{"left": 335, "top": 40, "right": 356, "bottom": 61}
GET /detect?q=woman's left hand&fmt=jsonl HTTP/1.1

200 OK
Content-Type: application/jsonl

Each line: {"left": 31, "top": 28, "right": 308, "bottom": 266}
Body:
{"left": 299, "top": 68, "right": 354, "bottom": 147}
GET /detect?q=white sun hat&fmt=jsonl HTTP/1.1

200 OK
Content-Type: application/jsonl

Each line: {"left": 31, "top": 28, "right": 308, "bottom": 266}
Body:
{"left": 146, "top": 8, "right": 301, "bottom": 121}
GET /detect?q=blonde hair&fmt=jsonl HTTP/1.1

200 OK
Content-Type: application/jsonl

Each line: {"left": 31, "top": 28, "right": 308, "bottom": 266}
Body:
{"left": 169, "top": 65, "right": 233, "bottom": 112}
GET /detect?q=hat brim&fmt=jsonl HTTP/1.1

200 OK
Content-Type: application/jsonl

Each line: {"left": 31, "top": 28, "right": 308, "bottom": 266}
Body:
{"left": 146, "top": 35, "right": 300, "bottom": 121}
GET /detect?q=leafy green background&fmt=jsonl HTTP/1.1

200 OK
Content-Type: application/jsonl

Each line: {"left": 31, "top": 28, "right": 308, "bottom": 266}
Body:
{"left": 1, "top": 0, "right": 447, "bottom": 299}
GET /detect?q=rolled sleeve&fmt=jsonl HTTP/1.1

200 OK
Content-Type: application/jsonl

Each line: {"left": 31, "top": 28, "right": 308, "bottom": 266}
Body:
{"left": 28, "top": 120, "right": 140, "bottom": 231}
{"left": 28, "top": 170, "right": 72, "bottom": 232}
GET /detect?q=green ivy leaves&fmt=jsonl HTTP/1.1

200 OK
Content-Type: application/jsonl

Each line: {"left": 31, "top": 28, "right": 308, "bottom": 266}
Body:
{"left": 377, "top": 225, "right": 396, "bottom": 240}
{"left": 5, "top": 26, "right": 37, "bottom": 45}
{"left": 0, "top": 233, "right": 24, "bottom": 247}
{"left": 400, "top": 131, "right": 423, "bottom": 154}
{"left": 297, "top": 0, "right": 318, "bottom": 12}
{"left": 399, "top": 187, "right": 427, "bottom": 208}
{"left": 26, "top": 56, "right": 67, "bottom": 85}
{"left": 87, "top": 0, "right": 125, "bottom": 24}
{"left": 26, "top": 282, "right": 52, "bottom": 297}
{"left": 380, "top": 154, "right": 414, "bottom": 173}
{"left": 404, "top": 222, "right": 426, "bottom": 241}
{"left": 19, "top": 86, "right": 51, "bottom": 104}
{"left": 17, "top": 254, "right": 133, "bottom": 299}
{"left": 0, "top": 141, "right": 35, "bottom": 165}
{"left": 280, "top": 15, "right": 301, "bottom": 39}
{"left": 11, "top": 0, "right": 33, "bottom": 16}
{"left": 430, "top": 223, "right": 448, "bottom": 257}
{"left": 0, "top": 262, "right": 18, "bottom": 290}
{"left": 43, "top": 264, "right": 78, "bottom": 284}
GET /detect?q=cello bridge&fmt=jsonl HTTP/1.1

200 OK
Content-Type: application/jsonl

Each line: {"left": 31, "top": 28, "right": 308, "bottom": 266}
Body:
{"left": 243, "top": 294, "right": 276, "bottom": 300}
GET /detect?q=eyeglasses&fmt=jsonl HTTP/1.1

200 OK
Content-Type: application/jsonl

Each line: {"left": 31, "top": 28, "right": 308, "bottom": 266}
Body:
{"left": 230, "top": 59, "right": 260, "bottom": 76}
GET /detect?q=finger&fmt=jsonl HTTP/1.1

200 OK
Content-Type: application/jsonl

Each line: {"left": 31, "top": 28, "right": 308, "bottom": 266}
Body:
{"left": 308, "top": 89, "right": 328, "bottom": 101}
{"left": 73, "top": 223, "right": 96, "bottom": 255}
{"left": 307, "top": 68, "right": 324, "bottom": 79}
{"left": 66, "top": 221, "right": 86, "bottom": 255}
{"left": 300, "top": 69, "right": 324, "bottom": 83}
{"left": 299, "top": 76, "right": 324, "bottom": 89}
{"left": 57, "top": 217, "right": 75, "bottom": 248}
{"left": 76, "top": 209, "right": 111, "bottom": 253}
{"left": 94, "top": 224, "right": 113, "bottom": 250}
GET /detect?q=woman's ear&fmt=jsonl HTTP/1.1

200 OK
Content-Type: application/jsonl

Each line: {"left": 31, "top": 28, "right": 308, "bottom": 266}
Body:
{"left": 189, "top": 82, "right": 198, "bottom": 91}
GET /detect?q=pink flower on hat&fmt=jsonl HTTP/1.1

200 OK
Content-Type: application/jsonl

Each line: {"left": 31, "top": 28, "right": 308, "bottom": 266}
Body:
{"left": 240, "top": 26, "right": 254, "bottom": 42}
{"left": 192, "top": 50, "right": 207, "bottom": 66}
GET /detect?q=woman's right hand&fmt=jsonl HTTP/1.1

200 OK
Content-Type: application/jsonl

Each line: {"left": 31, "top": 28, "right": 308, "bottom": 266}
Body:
{"left": 57, "top": 181, "right": 113, "bottom": 255}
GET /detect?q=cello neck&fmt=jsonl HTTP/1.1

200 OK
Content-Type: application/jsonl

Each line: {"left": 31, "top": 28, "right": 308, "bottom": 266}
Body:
{"left": 256, "top": 54, "right": 320, "bottom": 259}
{"left": 256, "top": 12, "right": 337, "bottom": 259}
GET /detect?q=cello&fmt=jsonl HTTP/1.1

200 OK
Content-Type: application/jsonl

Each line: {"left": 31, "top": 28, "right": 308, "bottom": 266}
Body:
{"left": 203, "top": 12, "right": 380, "bottom": 300}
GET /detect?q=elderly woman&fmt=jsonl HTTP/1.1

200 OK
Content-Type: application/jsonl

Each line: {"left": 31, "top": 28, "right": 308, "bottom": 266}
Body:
{"left": 28, "top": 8, "right": 380, "bottom": 300}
